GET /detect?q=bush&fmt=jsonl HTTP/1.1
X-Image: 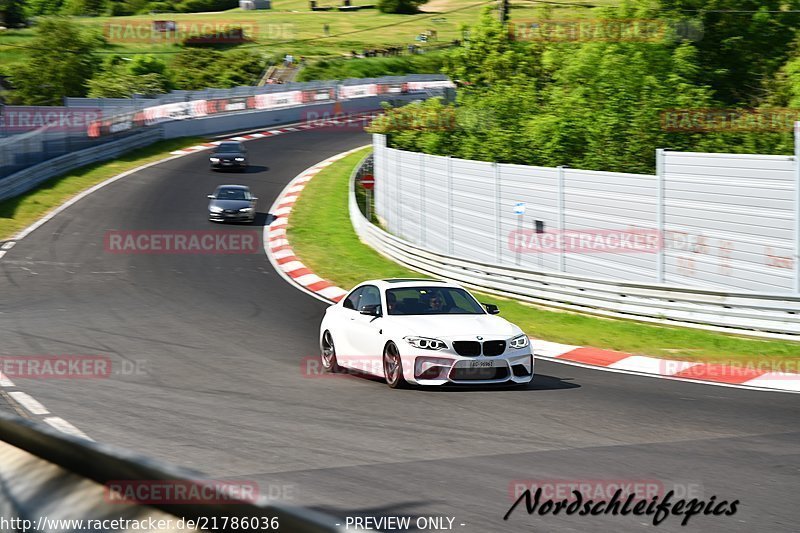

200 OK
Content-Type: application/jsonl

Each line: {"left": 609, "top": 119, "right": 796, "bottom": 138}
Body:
{"left": 377, "top": 0, "right": 428, "bottom": 14}
{"left": 62, "top": 0, "right": 108, "bottom": 16}
{"left": 297, "top": 52, "right": 446, "bottom": 81}
{"left": 175, "top": 0, "right": 237, "bottom": 13}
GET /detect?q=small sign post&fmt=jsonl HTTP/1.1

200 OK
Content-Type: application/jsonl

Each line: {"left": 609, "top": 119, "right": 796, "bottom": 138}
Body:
{"left": 360, "top": 173, "right": 375, "bottom": 222}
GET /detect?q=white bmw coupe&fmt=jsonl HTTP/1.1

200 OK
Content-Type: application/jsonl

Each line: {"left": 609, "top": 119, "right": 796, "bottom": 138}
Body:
{"left": 318, "top": 279, "right": 534, "bottom": 388}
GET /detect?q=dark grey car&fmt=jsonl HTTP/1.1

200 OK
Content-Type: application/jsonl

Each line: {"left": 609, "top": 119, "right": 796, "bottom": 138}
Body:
{"left": 207, "top": 185, "right": 257, "bottom": 223}
{"left": 209, "top": 141, "right": 248, "bottom": 171}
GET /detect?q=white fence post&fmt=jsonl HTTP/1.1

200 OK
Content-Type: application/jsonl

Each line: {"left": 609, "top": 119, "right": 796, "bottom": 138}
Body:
{"left": 557, "top": 165, "right": 566, "bottom": 273}
{"left": 795, "top": 122, "right": 800, "bottom": 294}
{"left": 495, "top": 162, "right": 502, "bottom": 264}
{"left": 420, "top": 151, "right": 426, "bottom": 246}
{"left": 656, "top": 148, "right": 666, "bottom": 283}
{"left": 447, "top": 155, "right": 454, "bottom": 255}
{"left": 396, "top": 149, "right": 403, "bottom": 238}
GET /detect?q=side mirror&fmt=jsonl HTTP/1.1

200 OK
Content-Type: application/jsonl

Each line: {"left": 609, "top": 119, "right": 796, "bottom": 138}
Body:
{"left": 360, "top": 304, "right": 381, "bottom": 317}
{"left": 483, "top": 303, "right": 500, "bottom": 315}
{"left": 207, "top": 195, "right": 215, "bottom": 199}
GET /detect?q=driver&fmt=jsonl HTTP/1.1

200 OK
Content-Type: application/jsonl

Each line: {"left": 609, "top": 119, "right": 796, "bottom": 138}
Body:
{"left": 427, "top": 292, "right": 445, "bottom": 312}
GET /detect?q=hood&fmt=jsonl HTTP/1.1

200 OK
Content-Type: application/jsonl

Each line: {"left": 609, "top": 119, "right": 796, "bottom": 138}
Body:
{"left": 387, "top": 314, "right": 520, "bottom": 339}
{"left": 210, "top": 199, "right": 252, "bottom": 210}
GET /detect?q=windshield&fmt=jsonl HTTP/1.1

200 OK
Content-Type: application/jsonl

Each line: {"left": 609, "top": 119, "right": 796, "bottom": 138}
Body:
{"left": 215, "top": 143, "right": 242, "bottom": 153}
{"left": 386, "top": 287, "right": 485, "bottom": 315}
{"left": 215, "top": 188, "right": 250, "bottom": 201}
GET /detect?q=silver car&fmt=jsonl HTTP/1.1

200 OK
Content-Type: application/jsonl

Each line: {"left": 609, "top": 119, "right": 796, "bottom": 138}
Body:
{"left": 207, "top": 185, "right": 257, "bottom": 224}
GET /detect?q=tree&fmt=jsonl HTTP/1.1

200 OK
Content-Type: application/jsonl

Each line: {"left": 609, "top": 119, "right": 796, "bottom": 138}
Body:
{"left": 443, "top": 7, "right": 539, "bottom": 86}
{"left": 26, "top": 0, "right": 65, "bottom": 16}
{"left": 63, "top": 0, "right": 107, "bottom": 16}
{"left": 10, "top": 18, "right": 102, "bottom": 104}
{"left": 377, "top": 0, "right": 428, "bottom": 15}
{"left": 88, "top": 69, "right": 168, "bottom": 97}
{"left": 88, "top": 54, "right": 170, "bottom": 97}
{"left": 656, "top": 0, "right": 800, "bottom": 105}
{"left": 0, "top": 0, "right": 27, "bottom": 26}
{"left": 170, "top": 48, "right": 224, "bottom": 90}
{"left": 214, "top": 50, "right": 265, "bottom": 87}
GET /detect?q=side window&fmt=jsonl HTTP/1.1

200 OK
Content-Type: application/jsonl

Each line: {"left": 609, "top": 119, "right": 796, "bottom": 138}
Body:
{"left": 358, "top": 285, "right": 381, "bottom": 311}
{"left": 343, "top": 287, "right": 364, "bottom": 310}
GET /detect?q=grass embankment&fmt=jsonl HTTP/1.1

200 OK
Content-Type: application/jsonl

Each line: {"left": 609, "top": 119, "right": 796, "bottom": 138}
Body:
{"left": 0, "top": 137, "right": 202, "bottom": 240}
{"left": 0, "top": 0, "right": 622, "bottom": 69}
{"left": 288, "top": 148, "right": 800, "bottom": 366}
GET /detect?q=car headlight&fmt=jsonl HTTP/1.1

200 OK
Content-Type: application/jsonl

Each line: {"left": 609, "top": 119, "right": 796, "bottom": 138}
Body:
{"left": 239, "top": 207, "right": 254, "bottom": 212}
{"left": 405, "top": 336, "right": 447, "bottom": 350}
{"left": 209, "top": 206, "right": 223, "bottom": 213}
{"left": 209, "top": 157, "right": 220, "bottom": 162}
{"left": 235, "top": 157, "right": 245, "bottom": 162}
{"left": 509, "top": 334, "right": 529, "bottom": 349}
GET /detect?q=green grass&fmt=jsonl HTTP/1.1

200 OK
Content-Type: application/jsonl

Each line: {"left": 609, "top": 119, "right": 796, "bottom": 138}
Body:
{"left": 0, "top": 0, "right": 623, "bottom": 70}
{"left": 288, "top": 148, "right": 800, "bottom": 367}
{"left": 0, "top": 137, "right": 203, "bottom": 240}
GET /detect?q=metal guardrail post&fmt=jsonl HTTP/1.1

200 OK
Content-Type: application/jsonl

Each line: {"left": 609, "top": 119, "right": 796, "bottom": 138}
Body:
{"left": 656, "top": 148, "right": 666, "bottom": 283}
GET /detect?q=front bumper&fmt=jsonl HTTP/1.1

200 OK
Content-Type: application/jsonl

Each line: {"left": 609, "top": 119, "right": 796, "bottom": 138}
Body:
{"left": 404, "top": 346, "right": 534, "bottom": 386}
{"left": 209, "top": 210, "right": 254, "bottom": 222}
{"left": 210, "top": 160, "right": 247, "bottom": 169}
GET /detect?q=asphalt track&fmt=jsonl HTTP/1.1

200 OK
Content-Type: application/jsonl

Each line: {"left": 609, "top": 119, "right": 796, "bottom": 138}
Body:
{"left": 0, "top": 128, "right": 799, "bottom": 532}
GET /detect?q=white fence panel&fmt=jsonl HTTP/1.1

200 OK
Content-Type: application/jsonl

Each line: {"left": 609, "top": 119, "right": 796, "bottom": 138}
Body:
{"left": 663, "top": 151, "right": 797, "bottom": 293}
{"left": 373, "top": 135, "right": 800, "bottom": 295}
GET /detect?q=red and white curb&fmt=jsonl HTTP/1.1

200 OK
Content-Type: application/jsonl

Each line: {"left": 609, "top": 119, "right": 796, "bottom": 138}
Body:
{"left": 170, "top": 113, "right": 380, "bottom": 156}
{"left": 265, "top": 147, "right": 368, "bottom": 303}
{"left": 266, "top": 152, "right": 800, "bottom": 394}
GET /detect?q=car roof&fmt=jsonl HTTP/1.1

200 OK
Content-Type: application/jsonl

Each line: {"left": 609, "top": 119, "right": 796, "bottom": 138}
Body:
{"left": 352, "top": 278, "right": 461, "bottom": 291}
{"left": 215, "top": 184, "right": 250, "bottom": 190}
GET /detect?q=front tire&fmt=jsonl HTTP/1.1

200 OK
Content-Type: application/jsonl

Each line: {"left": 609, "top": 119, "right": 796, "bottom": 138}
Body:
{"left": 321, "top": 331, "right": 340, "bottom": 373}
{"left": 383, "top": 342, "right": 407, "bottom": 389}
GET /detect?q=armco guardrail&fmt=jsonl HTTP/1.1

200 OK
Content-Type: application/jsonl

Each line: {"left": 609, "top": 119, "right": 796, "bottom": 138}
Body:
{"left": 0, "top": 77, "right": 453, "bottom": 203}
{"left": 0, "top": 128, "right": 162, "bottom": 203}
{"left": 1, "top": 74, "right": 455, "bottom": 181}
{"left": 350, "top": 155, "right": 800, "bottom": 339}
{"left": 0, "top": 413, "right": 343, "bottom": 531}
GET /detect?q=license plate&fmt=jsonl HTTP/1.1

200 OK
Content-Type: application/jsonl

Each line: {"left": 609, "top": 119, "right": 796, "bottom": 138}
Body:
{"left": 470, "top": 361, "right": 493, "bottom": 368}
